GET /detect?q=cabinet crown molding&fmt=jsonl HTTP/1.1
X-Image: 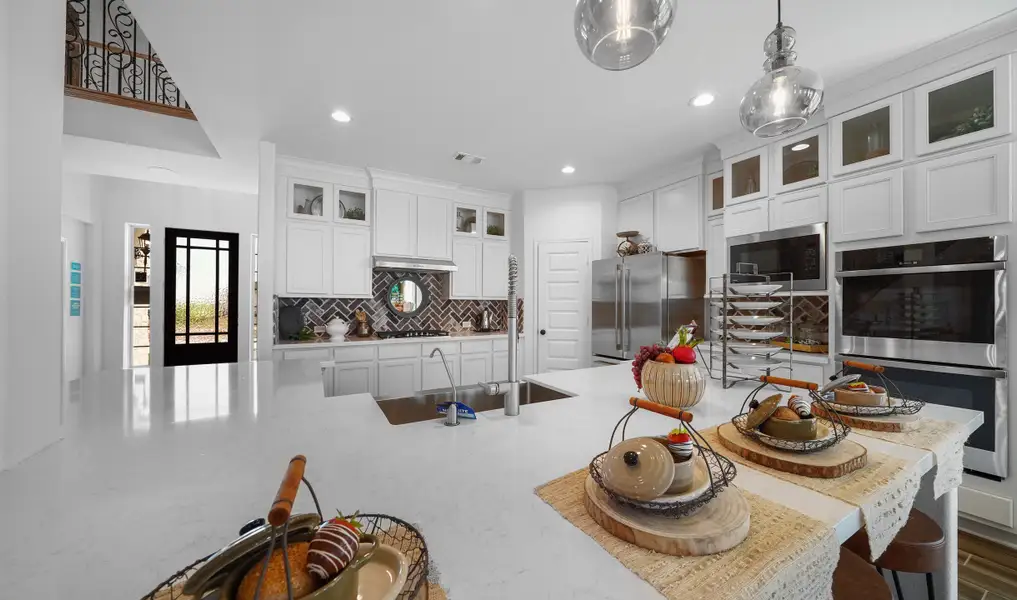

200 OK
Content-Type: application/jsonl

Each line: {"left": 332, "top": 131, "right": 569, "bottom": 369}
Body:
{"left": 368, "top": 168, "right": 510, "bottom": 209}
{"left": 278, "top": 155, "right": 371, "bottom": 188}
{"left": 616, "top": 156, "right": 704, "bottom": 200}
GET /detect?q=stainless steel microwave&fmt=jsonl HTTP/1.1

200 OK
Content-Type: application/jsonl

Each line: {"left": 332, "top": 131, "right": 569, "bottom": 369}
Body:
{"left": 727, "top": 223, "right": 827, "bottom": 291}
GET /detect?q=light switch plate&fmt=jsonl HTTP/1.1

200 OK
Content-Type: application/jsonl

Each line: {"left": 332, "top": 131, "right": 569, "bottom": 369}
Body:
{"left": 461, "top": 321, "right": 472, "bottom": 328}
{"left": 313, "top": 326, "right": 326, "bottom": 334}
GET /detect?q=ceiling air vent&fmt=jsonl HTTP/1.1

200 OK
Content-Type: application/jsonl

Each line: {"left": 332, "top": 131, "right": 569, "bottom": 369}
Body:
{"left": 453, "top": 152, "right": 485, "bottom": 165}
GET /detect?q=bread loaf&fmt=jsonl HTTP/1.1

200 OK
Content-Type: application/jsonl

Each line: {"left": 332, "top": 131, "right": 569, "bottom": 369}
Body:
{"left": 236, "top": 542, "right": 318, "bottom": 600}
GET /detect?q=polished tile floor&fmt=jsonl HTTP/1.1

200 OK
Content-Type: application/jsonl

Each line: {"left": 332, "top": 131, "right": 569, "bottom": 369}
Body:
{"left": 959, "top": 531, "right": 1017, "bottom": 600}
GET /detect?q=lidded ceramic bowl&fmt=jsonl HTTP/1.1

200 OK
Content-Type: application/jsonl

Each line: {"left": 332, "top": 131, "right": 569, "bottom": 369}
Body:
{"left": 601, "top": 437, "right": 675, "bottom": 501}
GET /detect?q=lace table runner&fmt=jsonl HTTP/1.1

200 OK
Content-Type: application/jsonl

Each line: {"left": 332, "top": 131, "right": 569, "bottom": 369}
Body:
{"left": 536, "top": 470, "right": 839, "bottom": 600}
{"left": 848, "top": 417, "right": 970, "bottom": 499}
{"left": 700, "top": 426, "right": 921, "bottom": 560}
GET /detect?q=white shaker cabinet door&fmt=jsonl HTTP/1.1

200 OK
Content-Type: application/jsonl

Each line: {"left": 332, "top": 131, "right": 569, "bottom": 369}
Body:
{"left": 416, "top": 195, "right": 453, "bottom": 259}
{"left": 452, "top": 238, "right": 482, "bottom": 298}
{"left": 829, "top": 168, "right": 904, "bottom": 243}
{"left": 482, "top": 241, "right": 510, "bottom": 299}
{"left": 333, "top": 361, "right": 377, "bottom": 396}
{"left": 422, "top": 356, "right": 459, "bottom": 391}
{"left": 913, "top": 143, "right": 1012, "bottom": 233}
{"left": 617, "top": 193, "right": 655, "bottom": 244}
{"left": 724, "top": 198, "right": 769, "bottom": 238}
{"left": 285, "top": 222, "right": 332, "bottom": 294}
{"left": 706, "top": 216, "right": 726, "bottom": 282}
{"left": 460, "top": 353, "right": 491, "bottom": 387}
{"left": 655, "top": 176, "right": 702, "bottom": 252}
{"left": 770, "top": 186, "right": 828, "bottom": 230}
{"left": 333, "top": 226, "right": 372, "bottom": 297}
{"left": 377, "top": 359, "right": 421, "bottom": 399}
{"left": 374, "top": 189, "right": 417, "bottom": 257}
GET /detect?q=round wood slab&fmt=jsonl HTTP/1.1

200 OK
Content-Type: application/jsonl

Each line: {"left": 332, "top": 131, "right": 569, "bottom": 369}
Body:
{"left": 716, "top": 422, "right": 867, "bottom": 479}
{"left": 583, "top": 476, "right": 750, "bottom": 557}
{"left": 812, "top": 403, "right": 921, "bottom": 432}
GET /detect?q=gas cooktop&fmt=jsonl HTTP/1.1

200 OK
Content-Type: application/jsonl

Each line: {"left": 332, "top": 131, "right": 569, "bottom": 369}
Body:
{"left": 376, "top": 329, "right": 450, "bottom": 339}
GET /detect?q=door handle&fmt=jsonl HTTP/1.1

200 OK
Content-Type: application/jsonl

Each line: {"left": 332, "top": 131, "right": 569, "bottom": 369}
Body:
{"left": 615, "top": 265, "right": 622, "bottom": 350}
{"left": 624, "top": 267, "right": 632, "bottom": 352}
{"left": 540, "top": 329, "right": 546, "bottom": 335}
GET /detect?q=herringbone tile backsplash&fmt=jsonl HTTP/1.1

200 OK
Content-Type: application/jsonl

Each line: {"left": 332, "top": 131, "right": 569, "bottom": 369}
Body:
{"left": 276, "top": 271, "right": 523, "bottom": 341}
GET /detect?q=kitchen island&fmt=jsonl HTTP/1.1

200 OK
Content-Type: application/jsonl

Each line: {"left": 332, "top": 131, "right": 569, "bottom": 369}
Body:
{"left": 0, "top": 360, "right": 980, "bottom": 599}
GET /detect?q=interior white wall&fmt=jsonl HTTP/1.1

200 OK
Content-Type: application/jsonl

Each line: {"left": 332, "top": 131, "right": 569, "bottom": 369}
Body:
{"left": 1, "top": 0, "right": 66, "bottom": 469}
{"left": 93, "top": 176, "right": 258, "bottom": 370}
{"left": 61, "top": 217, "right": 87, "bottom": 382}
{"left": 63, "top": 97, "right": 219, "bottom": 158}
{"left": 521, "top": 185, "right": 617, "bottom": 375}
{"left": 255, "top": 142, "right": 276, "bottom": 361}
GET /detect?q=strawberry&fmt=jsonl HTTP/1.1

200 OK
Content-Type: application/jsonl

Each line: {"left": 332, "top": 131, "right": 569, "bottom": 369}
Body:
{"left": 668, "top": 428, "right": 692, "bottom": 444}
{"left": 328, "top": 510, "right": 363, "bottom": 532}
{"left": 671, "top": 346, "right": 696, "bottom": 364}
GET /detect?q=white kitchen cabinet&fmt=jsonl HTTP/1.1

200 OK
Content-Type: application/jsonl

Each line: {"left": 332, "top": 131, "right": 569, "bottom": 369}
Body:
{"left": 830, "top": 94, "right": 903, "bottom": 176}
{"left": 724, "top": 198, "right": 769, "bottom": 238}
{"left": 654, "top": 176, "right": 702, "bottom": 252}
{"left": 460, "top": 353, "right": 491, "bottom": 387}
{"left": 829, "top": 168, "right": 904, "bottom": 243}
{"left": 454, "top": 204, "right": 480, "bottom": 237}
{"left": 280, "top": 347, "right": 333, "bottom": 361}
{"left": 333, "top": 361, "right": 377, "bottom": 396}
{"left": 452, "top": 238, "right": 483, "bottom": 298}
{"left": 483, "top": 208, "right": 509, "bottom": 240}
{"left": 706, "top": 216, "right": 726, "bottom": 282}
{"left": 422, "top": 356, "right": 459, "bottom": 390}
{"left": 416, "top": 195, "right": 452, "bottom": 259}
{"left": 913, "top": 143, "right": 1012, "bottom": 233}
{"left": 772, "top": 126, "right": 827, "bottom": 195}
{"left": 788, "top": 362, "right": 827, "bottom": 388}
{"left": 725, "top": 148, "right": 769, "bottom": 205}
{"left": 706, "top": 171, "right": 724, "bottom": 217}
{"left": 482, "top": 241, "right": 510, "bottom": 299}
{"left": 374, "top": 189, "right": 417, "bottom": 257}
{"left": 287, "top": 178, "right": 333, "bottom": 221}
{"left": 377, "top": 359, "right": 421, "bottom": 399}
{"left": 286, "top": 222, "right": 332, "bottom": 294}
{"left": 334, "top": 186, "right": 371, "bottom": 227}
{"left": 914, "top": 55, "right": 1012, "bottom": 156}
{"left": 770, "top": 187, "right": 828, "bottom": 230}
{"left": 493, "top": 351, "right": 509, "bottom": 382}
{"left": 617, "top": 193, "right": 655, "bottom": 244}
{"left": 332, "top": 226, "right": 372, "bottom": 297}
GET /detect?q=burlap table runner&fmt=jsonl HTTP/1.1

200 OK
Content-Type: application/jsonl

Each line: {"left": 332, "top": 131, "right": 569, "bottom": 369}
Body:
{"left": 849, "top": 417, "right": 969, "bottom": 499}
{"left": 535, "top": 470, "right": 839, "bottom": 600}
{"left": 699, "top": 426, "right": 921, "bottom": 560}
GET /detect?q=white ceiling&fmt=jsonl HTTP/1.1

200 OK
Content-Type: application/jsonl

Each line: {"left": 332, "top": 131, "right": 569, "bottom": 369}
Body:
{"left": 108, "top": 0, "right": 1017, "bottom": 194}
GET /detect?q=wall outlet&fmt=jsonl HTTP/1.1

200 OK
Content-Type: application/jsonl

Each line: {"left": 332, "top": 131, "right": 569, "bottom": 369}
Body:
{"left": 462, "top": 321, "right": 472, "bottom": 328}
{"left": 313, "top": 326, "right": 326, "bottom": 334}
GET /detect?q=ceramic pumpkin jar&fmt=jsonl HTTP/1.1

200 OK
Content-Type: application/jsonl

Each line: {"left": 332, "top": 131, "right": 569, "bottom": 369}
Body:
{"left": 641, "top": 360, "right": 706, "bottom": 410}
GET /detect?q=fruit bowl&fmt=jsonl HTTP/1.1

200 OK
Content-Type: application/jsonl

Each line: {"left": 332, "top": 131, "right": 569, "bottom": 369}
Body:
{"left": 641, "top": 361, "right": 705, "bottom": 410}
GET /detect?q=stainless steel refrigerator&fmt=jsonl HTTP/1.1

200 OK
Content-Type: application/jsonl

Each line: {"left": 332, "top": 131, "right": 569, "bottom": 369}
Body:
{"left": 592, "top": 252, "right": 705, "bottom": 362}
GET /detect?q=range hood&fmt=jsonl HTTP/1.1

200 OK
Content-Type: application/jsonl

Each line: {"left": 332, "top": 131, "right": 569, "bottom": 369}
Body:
{"left": 373, "top": 256, "right": 458, "bottom": 273}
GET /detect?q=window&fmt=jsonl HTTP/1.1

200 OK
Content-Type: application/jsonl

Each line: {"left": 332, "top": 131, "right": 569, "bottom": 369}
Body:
{"left": 131, "top": 226, "right": 152, "bottom": 366}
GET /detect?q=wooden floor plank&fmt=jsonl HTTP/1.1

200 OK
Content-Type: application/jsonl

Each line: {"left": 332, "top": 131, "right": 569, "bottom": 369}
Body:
{"left": 961, "top": 531, "right": 1017, "bottom": 572}
{"left": 959, "top": 577, "right": 987, "bottom": 600}
{"left": 983, "top": 593, "right": 1013, "bottom": 600}
{"left": 961, "top": 555, "right": 1017, "bottom": 598}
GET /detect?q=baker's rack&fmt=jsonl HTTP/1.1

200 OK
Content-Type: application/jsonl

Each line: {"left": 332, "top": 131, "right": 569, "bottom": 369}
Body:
{"left": 701, "top": 266, "right": 794, "bottom": 389}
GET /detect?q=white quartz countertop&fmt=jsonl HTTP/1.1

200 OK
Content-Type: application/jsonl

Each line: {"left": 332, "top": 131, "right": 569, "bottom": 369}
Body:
{"left": 0, "top": 361, "right": 981, "bottom": 599}
{"left": 274, "top": 330, "right": 523, "bottom": 349}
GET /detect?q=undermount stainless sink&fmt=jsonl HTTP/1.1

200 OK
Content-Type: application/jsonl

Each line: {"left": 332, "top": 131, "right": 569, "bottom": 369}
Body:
{"left": 375, "top": 382, "right": 572, "bottom": 425}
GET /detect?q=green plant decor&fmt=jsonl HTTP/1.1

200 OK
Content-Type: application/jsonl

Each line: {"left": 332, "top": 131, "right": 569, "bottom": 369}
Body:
{"left": 487, "top": 224, "right": 504, "bottom": 236}
{"left": 344, "top": 206, "right": 366, "bottom": 221}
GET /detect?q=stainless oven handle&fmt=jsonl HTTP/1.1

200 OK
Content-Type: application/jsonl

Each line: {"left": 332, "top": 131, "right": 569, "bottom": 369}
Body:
{"left": 837, "top": 262, "right": 1006, "bottom": 278}
{"left": 614, "top": 264, "right": 622, "bottom": 351}
{"left": 624, "top": 267, "right": 632, "bottom": 352}
{"left": 836, "top": 355, "right": 1008, "bottom": 378}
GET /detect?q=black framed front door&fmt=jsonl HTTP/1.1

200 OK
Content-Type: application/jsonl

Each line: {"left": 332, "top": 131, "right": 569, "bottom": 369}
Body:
{"left": 165, "top": 228, "right": 240, "bottom": 366}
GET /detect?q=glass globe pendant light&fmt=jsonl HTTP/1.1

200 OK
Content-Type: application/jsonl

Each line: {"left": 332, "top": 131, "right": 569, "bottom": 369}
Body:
{"left": 575, "top": 0, "right": 676, "bottom": 71}
{"left": 739, "top": 0, "right": 824, "bottom": 137}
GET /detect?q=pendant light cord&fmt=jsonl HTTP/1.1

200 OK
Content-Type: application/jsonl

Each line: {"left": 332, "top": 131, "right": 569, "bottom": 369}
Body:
{"left": 776, "top": 0, "right": 782, "bottom": 26}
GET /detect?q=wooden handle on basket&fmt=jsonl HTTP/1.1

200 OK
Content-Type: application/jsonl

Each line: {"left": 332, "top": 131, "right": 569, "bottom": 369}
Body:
{"left": 843, "top": 360, "right": 886, "bottom": 373}
{"left": 268, "top": 455, "right": 306, "bottom": 527}
{"left": 629, "top": 398, "right": 693, "bottom": 422}
{"left": 758, "top": 375, "right": 819, "bottom": 391}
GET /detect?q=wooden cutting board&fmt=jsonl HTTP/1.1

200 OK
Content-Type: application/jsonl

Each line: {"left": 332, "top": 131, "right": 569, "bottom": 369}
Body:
{"left": 584, "top": 476, "right": 750, "bottom": 556}
{"left": 811, "top": 404, "right": 921, "bottom": 432}
{"left": 716, "top": 422, "right": 867, "bottom": 478}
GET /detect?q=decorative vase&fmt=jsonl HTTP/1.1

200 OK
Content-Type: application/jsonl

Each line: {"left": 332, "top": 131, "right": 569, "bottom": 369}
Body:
{"left": 641, "top": 361, "right": 705, "bottom": 410}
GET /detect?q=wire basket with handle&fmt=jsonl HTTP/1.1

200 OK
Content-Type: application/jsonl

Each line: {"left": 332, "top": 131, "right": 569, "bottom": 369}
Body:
{"left": 588, "top": 398, "right": 738, "bottom": 518}
{"left": 732, "top": 375, "right": 852, "bottom": 454}
{"left": 819, "top": 359, "right": 925, "bottom": 417}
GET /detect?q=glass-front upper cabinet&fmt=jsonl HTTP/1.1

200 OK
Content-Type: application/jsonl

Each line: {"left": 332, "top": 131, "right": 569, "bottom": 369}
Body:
{"left": 454, "top": 205, "right": 480, "bottom": 236}
{"left": 334, "top": 186, "right": 370, "bottom": 226}
{"left": 287, "top": 178, "right": 333, "bottom": 221}
{"left": 831, "top": 94, "right": 903, "bottom": 176}
{"left": 772, "top": 126, "right": 826, "bottom": 194}
{"left": 706, "top": 171, "right": 724, "bottom": 217}
{"left": 724, "top": 148, "right": 768, "bottom": 205}
{"left": 914, "top": 55, "right": 1011, "bottom": 156}
{"left": 483, "top": 208, "right": 508, "bottom": 239}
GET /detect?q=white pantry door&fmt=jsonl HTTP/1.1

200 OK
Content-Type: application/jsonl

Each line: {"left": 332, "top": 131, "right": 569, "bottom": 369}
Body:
{"left": 536, "top": 240, "right": 592, "bottom": 373}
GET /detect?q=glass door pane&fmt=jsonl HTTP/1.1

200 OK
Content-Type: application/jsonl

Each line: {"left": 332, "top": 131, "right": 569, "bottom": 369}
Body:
{"left": 781, "top": 135, "right": 820, "bottom": 185}
{"left": 292, "top": 182, "right": 325, "bottom": 216}
{"left": 731, "top": 155, "right": 760, "bottom": 199}
{"left": 928, "top": 70, "right": 994, "bottom": 145}
{"left": 842, "top": 106, "right": 891, "bottom": 166}
{"left": 711, "top": 176, "right": 723, "bottom": 211}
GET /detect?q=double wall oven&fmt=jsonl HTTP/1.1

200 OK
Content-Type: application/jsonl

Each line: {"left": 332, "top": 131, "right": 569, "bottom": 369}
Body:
{"left": 835, "top": 236, "right": 1008, "bottom": 478}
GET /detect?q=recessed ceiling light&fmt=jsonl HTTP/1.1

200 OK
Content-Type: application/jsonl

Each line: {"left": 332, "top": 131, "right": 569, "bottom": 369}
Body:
{"left": 689, "top": 92, "right": 715, "bottom": 107}
{"left": 791, "top": 143, "right": 811, "bottom": 151}
{"left": 561, "top": 165, "right": 576, "bottom": 174}
{"left": 331, "top": 109, "right": 352, "bottom": 123}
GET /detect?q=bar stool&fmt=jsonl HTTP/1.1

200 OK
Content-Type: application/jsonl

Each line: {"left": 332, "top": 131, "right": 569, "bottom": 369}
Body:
{"left": 834, "top": 546, "right": 892, "bottom": 599}
{"left": 843, "top": 508, "right": 946, "bottom": 600}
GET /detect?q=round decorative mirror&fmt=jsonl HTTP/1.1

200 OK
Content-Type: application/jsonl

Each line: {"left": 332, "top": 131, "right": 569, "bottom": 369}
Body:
{"left": 386, "top": 276, "right": 430, "bottom": 318}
